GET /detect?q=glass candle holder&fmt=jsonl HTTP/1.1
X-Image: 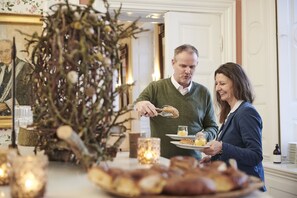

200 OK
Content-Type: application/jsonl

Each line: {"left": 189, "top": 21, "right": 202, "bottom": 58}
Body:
{"left": 177, "top": 125, "right": 188, "bottom": 136}
{"left": 137, "top": 137, "right": 160, "bottom": 164}
{"left": 0, "top": 148, "right": 10, "bottom": 185}
{"left": 8, "top": 155, "right": 48, "bottom": 198}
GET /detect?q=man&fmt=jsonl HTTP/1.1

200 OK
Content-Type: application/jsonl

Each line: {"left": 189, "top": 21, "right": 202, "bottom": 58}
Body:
{"left": 0, "top": 39, "right": 33, "bottom": 115}
{"left": 135, "top": 44, "right": 218, "bottom": 159}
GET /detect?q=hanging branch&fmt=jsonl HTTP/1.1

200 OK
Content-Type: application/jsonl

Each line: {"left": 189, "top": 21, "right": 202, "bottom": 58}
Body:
{"left": 20, "top": 0, "right": 146, "bottom": 168}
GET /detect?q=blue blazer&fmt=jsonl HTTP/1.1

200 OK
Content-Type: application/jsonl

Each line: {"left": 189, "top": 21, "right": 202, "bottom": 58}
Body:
{"left": 212, "top": 101, "right": 266, "bottom": 191}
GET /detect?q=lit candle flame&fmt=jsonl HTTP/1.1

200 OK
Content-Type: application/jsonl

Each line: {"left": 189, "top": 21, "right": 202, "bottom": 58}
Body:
{"left": 23, "top": 172, "right": 39, "bottom": 192}
{"left": 144, "top": 150, "right": 153, "bottom": 160}
{"left": 0, "top": 164, "right": 8, "bottom": 178}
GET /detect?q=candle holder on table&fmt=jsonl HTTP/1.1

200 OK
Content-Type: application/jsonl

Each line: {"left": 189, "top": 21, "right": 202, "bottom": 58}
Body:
{"left": 8, "top": 154, "right": 48, "bottom": 198}
{"left": 137, "top": 137, "right": 160, "bottom": 164}
{"left": 0, "top": 148, "right": 10, "bottom": 185}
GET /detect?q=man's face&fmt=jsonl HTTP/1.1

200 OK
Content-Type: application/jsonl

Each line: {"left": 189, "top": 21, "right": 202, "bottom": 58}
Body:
{"left": 172, "top": 51, "right": 198, "bottom": 88}
{"left": 0, "top": 41, "right": 12, "bottom": 65}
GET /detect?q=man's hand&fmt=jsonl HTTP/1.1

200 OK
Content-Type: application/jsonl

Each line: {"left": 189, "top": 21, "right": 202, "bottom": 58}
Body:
{"left": 0, "top": 102, "right": 8, "bottom": 112}
{"left": 135, "top": 101, "right": 158, "bottom": 117}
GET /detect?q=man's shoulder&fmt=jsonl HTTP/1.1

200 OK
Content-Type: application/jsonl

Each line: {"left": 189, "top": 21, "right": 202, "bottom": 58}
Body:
{"left": 150, "top": 78, "right": 171, "bottom": 86}
{"left": 16, "top": 58, "right": 33, "bottom": 71}
{"left": 192, "top": 81, "right": 210, "bottom": 92}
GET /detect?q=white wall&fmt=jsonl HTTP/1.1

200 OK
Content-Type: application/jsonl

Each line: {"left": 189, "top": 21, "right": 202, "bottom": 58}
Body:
{"left": 1, "top": 0, "right": 287, "bottom": 161}
{"left": 241, "top": 0, "right": 278, "bottom": 160}
{"left": 277, "top": 0, "right": 297, "bottom": 158}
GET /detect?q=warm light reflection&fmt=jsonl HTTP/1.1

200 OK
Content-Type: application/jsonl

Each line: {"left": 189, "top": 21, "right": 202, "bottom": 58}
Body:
{"left": 9, "top": 155, "right": 48, "bottom": 198}
{"left": 144, "top": 150, "right": 153, "bottom": 160}
{"left": 127, "top": 75, "right": 134, "bottom": 85}
{"left": 0, "top": 149, "right": 9, "bottom": 186}
{"left": 23, "top": 172, "right": 39, "bottom": 192}
{"left": 0, "top": 168, "right": 4, "bottom": 177}
{"left": 137, "top": 138, "right": 160, "bottom": 164}
{"left": 0, "top": 191, "right": 6, "bottom": 198}
{"left": 152, "top": 73, "right": 157, "bottom": 81}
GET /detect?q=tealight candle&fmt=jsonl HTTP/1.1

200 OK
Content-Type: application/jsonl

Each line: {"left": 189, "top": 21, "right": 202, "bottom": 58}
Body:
{"left": 0, "top": 148, "right": 10, "bottom": 185}
{"left": 8, "top": 155, "right": 48, "bottom": 198}
{"left": 137, "top": 137, "right": 160, "bottom": 164}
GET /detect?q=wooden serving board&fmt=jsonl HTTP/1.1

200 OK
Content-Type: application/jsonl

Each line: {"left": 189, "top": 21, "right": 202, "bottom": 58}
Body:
{"left": 96, "top": 176, "right": 264, "bottom": 198}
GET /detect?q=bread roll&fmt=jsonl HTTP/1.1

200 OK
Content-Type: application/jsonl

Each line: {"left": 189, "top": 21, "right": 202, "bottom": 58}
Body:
{"left": 88, "top": 158, "right": 250, "bottom": 196}
{"left": 180, "top": 138, "right": 194, "bottom": 145}
{"left": 170, "top": 156, "right": 198, "bottom": 171}
{"left": 162, "top": 106, "right": 179, "bottom": 118}
{"left": 225, "top": 166, "right": 249, "bottom": 189}
{"left": 150, "top": 163, "right": 185, "bottom": 178}
{"left": 112, "top": 173, "right": 142, "bottom": 196}
{"left": 88, "top": 165, "right": 123, "bottom": 190}
{"left": 163, "top": 175, "right": 216, "bottom": 195}
{"left": 199, "top": 162, "right": 249, "bottom": 192}
{"left": 113, "top": 168, "right": 166, "bottom": 196}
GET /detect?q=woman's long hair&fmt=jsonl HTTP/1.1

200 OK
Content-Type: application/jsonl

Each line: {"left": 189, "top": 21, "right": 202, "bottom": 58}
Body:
{"left": 214, "top": 62, "right": 254, "bottom": 123}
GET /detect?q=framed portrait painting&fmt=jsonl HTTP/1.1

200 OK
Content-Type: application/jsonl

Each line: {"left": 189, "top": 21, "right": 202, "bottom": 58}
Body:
{"left": 0, "top": 13, "right": 42, "bottom": 129}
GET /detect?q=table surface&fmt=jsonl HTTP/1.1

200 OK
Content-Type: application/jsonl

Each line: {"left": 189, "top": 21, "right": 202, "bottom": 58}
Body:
{"left": 0, "top": 151, "right": 273, "bottom": 198}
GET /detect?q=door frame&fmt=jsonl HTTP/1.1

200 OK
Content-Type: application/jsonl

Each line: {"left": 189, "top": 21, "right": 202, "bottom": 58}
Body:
{"left": 106, "top": 0, "right": 237, "bottom": 62}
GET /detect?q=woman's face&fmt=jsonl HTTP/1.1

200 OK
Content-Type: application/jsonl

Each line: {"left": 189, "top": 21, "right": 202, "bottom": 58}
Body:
{"left": 215, "top": 73, "right": 235, "bottom": 105}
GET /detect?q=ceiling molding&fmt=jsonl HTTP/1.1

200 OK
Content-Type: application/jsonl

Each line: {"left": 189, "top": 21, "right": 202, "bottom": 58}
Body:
{"left": 106, "top": 0, "right": 236, "bottom": 13}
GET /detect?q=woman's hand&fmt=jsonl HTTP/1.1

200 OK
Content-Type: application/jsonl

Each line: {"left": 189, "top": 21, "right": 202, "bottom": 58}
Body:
{"left": 199, "top": 155, "right": 211, "bottom": 165}
{"left": 203, "top": 140, "right": 223, "bottom": 156}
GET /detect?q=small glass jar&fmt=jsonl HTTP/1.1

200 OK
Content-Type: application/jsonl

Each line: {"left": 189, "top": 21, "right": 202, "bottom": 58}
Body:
{"left": 137, "top": 137, "right": 160, "bottom": 164}
{"left": 177, "top": 125, "right": 188, "bottom": 136}
{"left": 0, "top": 148, "right": 10, "bottom": 185}
{"left": 8, "top": 154, "right": 48, "bottom": 198}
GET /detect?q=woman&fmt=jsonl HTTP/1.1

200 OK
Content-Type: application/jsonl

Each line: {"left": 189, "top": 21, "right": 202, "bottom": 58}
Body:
{"left": 201, "top": 62, "right": 266, "bottom": 191}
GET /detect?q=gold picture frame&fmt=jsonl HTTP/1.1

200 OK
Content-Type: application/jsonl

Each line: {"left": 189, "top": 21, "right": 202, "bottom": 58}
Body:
{"left": 0, "top": 13, "right": 42, "bottom": 129}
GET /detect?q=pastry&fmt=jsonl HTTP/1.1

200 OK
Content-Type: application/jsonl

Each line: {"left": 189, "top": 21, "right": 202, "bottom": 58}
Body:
{"left": 163, "top": 175, "right": 216, "bottom": 195}
{"left": 194, "top": 137, "right": 207, "bottom": 146}
{"left": 179, "top": 138, "right": 194, "bottom": 145}
{"left": 162, "top": 106, "right": 179, "bottom": 118}
{"left": 88, "top": 165, "right": 124, "bottom": 190}
{"left": 88, "top": 158, "right": 251, "bottom": 196}
{"left": 199, "top": 161, "right": 249, "bottom": 192}
{"left": 169, "top": 156, "right": 198, "bottom": 171}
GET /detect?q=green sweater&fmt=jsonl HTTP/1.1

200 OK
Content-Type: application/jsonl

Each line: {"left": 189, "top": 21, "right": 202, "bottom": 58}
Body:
{"left": 135, "top": 78, "right": 218, "bottom": 159}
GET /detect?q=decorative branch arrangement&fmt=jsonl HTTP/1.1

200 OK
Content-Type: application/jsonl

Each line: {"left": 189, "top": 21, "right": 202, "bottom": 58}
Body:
{"left": 22, "top": 0, "right": 144, "bottom": 169}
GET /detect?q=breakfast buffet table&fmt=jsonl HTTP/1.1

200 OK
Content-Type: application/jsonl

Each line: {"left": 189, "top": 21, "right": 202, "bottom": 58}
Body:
{"left": 0, "top": 151, "right": 273, "bottom": 198}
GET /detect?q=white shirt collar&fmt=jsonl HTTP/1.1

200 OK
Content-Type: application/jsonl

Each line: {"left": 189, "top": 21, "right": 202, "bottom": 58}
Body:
{"left": 3, "top": 63, "right": 12, "bottom": 72}
{"left": 224, "top": 100, "right": 243, "bottom": 124}
{"left": 170, "top": 76, "right": 192, "bottom": 95}
{"left": 230, "top": 100, "right": 244, "bottom": 113}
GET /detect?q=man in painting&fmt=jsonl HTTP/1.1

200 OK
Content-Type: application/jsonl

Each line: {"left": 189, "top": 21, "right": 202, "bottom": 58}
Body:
{"left": 0, "top": 39, "right": 33, "bottom": 116}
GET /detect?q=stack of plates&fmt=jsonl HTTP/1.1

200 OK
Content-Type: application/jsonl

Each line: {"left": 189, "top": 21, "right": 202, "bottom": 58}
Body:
{"left": 288, "top": 142, "right": 297, "bottom": 164}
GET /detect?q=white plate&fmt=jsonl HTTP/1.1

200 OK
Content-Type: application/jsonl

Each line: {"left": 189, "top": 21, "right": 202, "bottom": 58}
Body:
{"left": 165, "top": 134, "right": 196, "bottom": 140}
{"left": 170, "top": 141, "right": 209, "bottom": 151}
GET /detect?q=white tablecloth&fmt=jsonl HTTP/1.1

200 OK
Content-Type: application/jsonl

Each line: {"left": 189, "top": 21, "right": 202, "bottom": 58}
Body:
{"left": 0, "top": 152, "right": 273, "bottom": 198}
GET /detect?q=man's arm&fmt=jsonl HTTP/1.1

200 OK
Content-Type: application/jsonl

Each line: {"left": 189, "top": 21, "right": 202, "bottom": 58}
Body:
{"left": 134, "top": 82, "right": 159, "bottom": 117}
